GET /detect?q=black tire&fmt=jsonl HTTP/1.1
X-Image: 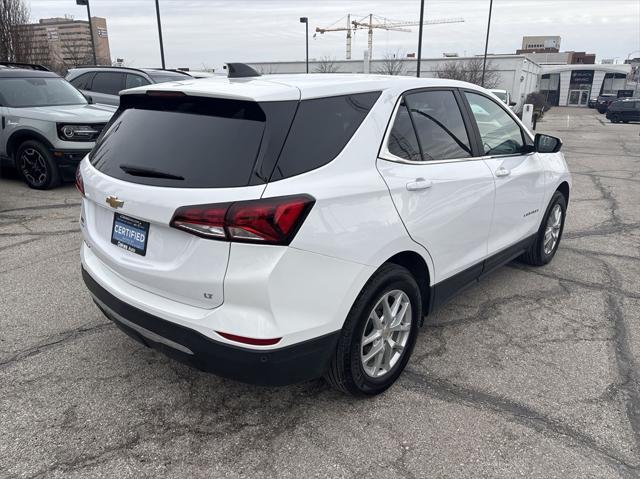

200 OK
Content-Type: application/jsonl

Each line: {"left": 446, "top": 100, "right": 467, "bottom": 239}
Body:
{"left": 520, "top": 191, "right": 567, "bottom": 266}
{"left": 16, "top": 140, "right": 60, "bottom": 190}
{"left": 324, "top": 263, "right": 421, "bottom": 396}
{"left": 623, "top": 120, "right": 629, "bottom": 124}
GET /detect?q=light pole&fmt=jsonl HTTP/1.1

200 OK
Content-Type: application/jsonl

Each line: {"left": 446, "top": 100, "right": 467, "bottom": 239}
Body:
{"left": 416, "top": 0, "right": 425, "bottom": 77}
{"left": 155, "top": 0, "right": 166, "bottom": 69}
{"left": 300, "top": 17, "right": 309, "bottom": 73}
{"left": 481, "top": 0, "right": 494, "bottom": 87}
{"left": 76, "top": 0, "right": 96, "bottom": 65}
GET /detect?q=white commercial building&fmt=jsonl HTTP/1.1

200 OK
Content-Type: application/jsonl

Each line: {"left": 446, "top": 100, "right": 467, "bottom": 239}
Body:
{"left": 540, "top": 64, "right": 632, "bottom": 106}
{"left": 248, "top": 55, "right": 541, "bottom": 111}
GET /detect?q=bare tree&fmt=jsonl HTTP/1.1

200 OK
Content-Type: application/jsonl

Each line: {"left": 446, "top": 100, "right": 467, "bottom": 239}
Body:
{"left": 434, "top": 57, "right": 500, "bottom": 89}
{"left": 0, "top": 0, "right": 33, "bottom": 62}
{"left": 375, "top": 51, "right": 405, "bottom": 76}
{"left": 58, "top": 39, "right": 93, "bottom": 71}
{"left": 314, "top": 56, "right": 340, "bottom": 73}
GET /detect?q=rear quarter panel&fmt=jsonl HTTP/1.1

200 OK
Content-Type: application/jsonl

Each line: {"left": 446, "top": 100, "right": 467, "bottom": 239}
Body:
{"left": 261, "top": 88, "right": 435, "bottom": 279}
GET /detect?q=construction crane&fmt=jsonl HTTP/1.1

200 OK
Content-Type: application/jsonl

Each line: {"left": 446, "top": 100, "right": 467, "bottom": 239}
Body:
{"left": 351, "top": 14, "right": 465, "bottom": 60}
{"left": 315, "top": 14, "right": 464, "bottom": 60}
{"left": 315, "top": 14, "right": 354, "bottom": 60}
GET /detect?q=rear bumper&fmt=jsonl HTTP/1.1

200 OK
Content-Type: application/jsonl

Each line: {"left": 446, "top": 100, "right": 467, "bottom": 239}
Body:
{"left": 82, "top": 267, "right": 340, "bottom": 386}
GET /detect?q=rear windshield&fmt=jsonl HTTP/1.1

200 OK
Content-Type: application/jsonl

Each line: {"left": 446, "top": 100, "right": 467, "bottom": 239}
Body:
{"left": 90, "top": 96, "right": 278, "bottom": 188}
{"left": 90, "top": 91, "right": 380, "bottom": 188}
{"left": 147, "top": 71, "right": 191, "bottom": 83}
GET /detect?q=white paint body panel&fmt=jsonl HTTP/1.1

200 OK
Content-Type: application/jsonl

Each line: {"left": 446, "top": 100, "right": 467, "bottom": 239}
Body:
{"left": 377, "top": 158, "right": 495, "bottom": 282}
{"left": 80, "top": 74, "right": 571, "bottom": 351}
{"left": 483, "top": 153, "right": 547, "bottom": 255}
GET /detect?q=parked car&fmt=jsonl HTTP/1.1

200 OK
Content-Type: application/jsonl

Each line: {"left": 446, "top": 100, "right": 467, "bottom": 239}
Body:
{"left": 66, "top": 67, "right": 191, "bottom": 106}
{"left": 175, "top": 70, "right": 224, "bottom": 79}
{"left": 587, "top": 97, "right": 597, "bottom": 108}
{"left": 0, "top": 67, "right": 115, "bottom": 189}
{"left": 606, "top": 98, "right": 640, "bottom": 123}
{"left": 596, "top": 94, "right": 618, "bottom": 113}
{"left": 78, "top": 70, "right": 570, "bottom": 396}
{"left": 489, "top": 88, "right": 517, "bottom": 109}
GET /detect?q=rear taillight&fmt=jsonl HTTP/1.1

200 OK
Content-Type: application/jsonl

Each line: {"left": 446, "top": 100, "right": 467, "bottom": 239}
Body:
{"left": 75, "top": 167, "right": 85, "bottom": 196}
{"left": 170, "top": 195, "right": 315, "bottom": 246}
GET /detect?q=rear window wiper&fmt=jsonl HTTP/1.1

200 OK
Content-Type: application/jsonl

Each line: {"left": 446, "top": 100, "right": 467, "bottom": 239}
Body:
{"left": 120, "top": 164, "right": 184, "bottom": 181}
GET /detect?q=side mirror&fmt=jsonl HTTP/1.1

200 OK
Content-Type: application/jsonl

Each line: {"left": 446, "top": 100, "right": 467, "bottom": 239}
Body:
{"left": 509, "top": 101, "right": 517, "bottom": 107}
{"left": 534, "top": 133, "right": 562, "bottom": 153}
{"left": 83, "top": 93, "right": 94, "bottom": 104}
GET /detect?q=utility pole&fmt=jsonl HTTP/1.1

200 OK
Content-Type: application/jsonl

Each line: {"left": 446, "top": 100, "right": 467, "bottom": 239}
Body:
{"left": 481, "top": 0, "right": 494, "bottom": 87}
{"left": 155, "top": 0, "right": 166, "bottom": 69}
{"left": 416, "top": 0, "right": 425, "bottom": 77}
{"left": 300, "top": 17, "right": 309, "bottom": 73}
{"left": 76, "top": 0, "right": 96, "bottom": 65}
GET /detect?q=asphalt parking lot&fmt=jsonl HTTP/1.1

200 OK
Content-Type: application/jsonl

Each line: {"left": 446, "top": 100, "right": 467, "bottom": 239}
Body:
{"left": 1, "top": 106, "right": 639, "bottom": 478}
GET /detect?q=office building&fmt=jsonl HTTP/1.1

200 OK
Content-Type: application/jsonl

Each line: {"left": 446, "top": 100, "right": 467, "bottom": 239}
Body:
{"left": 15, "top": 16, "right": 111, "bottom": 70}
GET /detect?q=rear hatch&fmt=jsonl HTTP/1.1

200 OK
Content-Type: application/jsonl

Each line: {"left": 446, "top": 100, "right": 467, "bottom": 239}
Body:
{"left": 81, "top": 89, "right": 299, "bottom": 309}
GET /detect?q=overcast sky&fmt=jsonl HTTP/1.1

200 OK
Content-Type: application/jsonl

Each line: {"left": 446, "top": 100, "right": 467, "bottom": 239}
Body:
{"left": 28, "top": 0, "right": 640, "bottom": 70}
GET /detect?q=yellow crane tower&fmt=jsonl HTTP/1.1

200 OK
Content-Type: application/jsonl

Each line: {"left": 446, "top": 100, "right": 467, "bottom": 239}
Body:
{"left": 315, "top": 14, "right": 464, "bottom": 60}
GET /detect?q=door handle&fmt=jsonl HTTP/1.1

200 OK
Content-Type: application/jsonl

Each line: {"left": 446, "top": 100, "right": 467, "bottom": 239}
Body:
{"left": 495, "top": 167, "right": 511, "bottom": 177}
{"left": 406, "top": 178, "right": 433, "bottom": 191}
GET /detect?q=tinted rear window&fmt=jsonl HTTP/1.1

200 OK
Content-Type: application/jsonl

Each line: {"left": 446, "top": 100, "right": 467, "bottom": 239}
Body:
{"left": 147, "top": 71, "right": 190, "bottom": 83}
{"left": 90, "top": 91, "right": 380, "bottom": 188}
{"left": 91, "top": 72, "right": 124, "bottom": 95}
{"left": 270, "top": 91, "right": 381, "bottom": 180}
{"left": 90, "top": 96, "right": 291, "bottom": 188}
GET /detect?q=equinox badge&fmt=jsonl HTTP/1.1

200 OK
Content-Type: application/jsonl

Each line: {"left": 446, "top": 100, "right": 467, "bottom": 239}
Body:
{"left": 106, "top": 195, "right": 124, "bottom": 209}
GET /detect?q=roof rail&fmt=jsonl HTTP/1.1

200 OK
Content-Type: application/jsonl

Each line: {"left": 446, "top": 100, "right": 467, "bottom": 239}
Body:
{"left": 73, "top": 65, "right": 151, "bottom": 75}
{"left": 225, "top": 63, "right": 261, "bottom": 78}
{"left": 0, "top": 62, "right": 50, "bottom": 71}
{"left": 145, "top": 67, "right": 192, "bottom": 76}
{"left": 71, "top": 65, "right": 192, "bottom": 77}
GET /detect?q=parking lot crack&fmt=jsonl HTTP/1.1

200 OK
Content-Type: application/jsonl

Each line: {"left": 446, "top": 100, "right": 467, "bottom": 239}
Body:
{"left": 401, "top": 370, "right": 639, "bottom": 473}
{"left": 0, "top": 322, "right": 112, "bottom": 370}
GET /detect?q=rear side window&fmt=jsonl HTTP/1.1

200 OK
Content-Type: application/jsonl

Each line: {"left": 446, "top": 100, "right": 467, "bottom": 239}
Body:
{"left": 271, "top": 92, "right": 380, "bottom": 180}
{"left": 90, "top": 95, "right": 297, "bottom": 188}
{"left": 125, "top": 74, "right": 150, "bottom": 89}
{"left": 387, "top": 102, "right": 421, "bottom": 161}
{"left": 91, "top": 72, "right": 124, "bottom": 95}
{"left": 69, "top": 72, "right": 95, "bottom": 90}
{"left": 404, "top": 90, "right": 472, "bottom": 161}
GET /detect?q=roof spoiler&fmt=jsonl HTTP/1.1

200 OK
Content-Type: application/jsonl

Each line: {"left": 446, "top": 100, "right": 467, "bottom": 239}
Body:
{"left": 0, "top": 62, "right": 50, "bottom": 71}
{"left": 224, "top": 63, "right": 261, "bottom": 78}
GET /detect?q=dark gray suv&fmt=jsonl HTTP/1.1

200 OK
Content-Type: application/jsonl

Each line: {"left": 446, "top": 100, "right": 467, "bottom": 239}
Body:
{"left": 65, "top": 67, "right": 191, "bottom": 106}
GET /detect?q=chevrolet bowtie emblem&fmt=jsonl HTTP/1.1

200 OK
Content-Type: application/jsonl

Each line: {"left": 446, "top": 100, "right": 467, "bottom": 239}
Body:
{"left": 106, "top": 195, "right": 124, "bottom": 209}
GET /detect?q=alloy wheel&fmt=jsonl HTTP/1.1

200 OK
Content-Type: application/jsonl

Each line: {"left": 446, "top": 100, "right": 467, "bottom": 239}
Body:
{"left": 543, "top": 204, "right": 562, "bottom": 255}
{"left": 19, "top": 148, "right": 48, "bottom": 187}
{"left": 360, "top": 289, "right": 412, "bottom": 378}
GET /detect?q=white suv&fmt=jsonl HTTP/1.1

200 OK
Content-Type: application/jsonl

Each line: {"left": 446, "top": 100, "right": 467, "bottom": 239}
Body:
{"left": 78, "top": 72, "right": 570, "bottom": 396}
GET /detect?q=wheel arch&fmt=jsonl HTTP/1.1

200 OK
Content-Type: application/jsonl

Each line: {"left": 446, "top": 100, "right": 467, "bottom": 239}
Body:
{"left": 6, "top": 129, "right": 55, "bottom": 161}
{"left": 556, "top": 180, "right": 570, "bottom": 204}
{"left": 384, "top": 250, "right": 431, "bottom": 321}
